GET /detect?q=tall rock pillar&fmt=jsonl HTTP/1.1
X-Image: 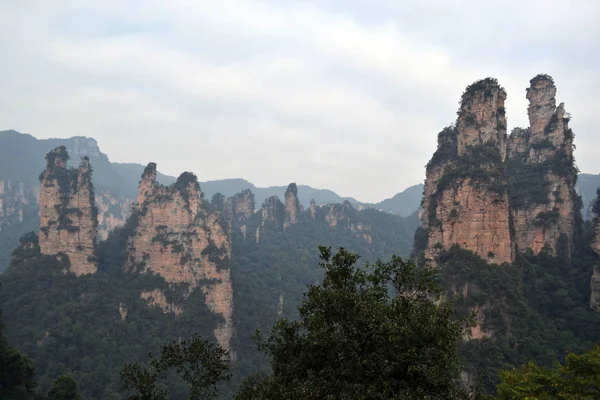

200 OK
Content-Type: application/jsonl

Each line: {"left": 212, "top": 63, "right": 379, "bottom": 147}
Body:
{"left": 39, "top": 146, "right": 98, "bottom": 275}
{"left": 421, "top": 78, "right": 513, "bottom": 265}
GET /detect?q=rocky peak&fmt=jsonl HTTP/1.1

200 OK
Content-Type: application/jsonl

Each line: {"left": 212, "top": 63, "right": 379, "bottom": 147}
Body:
{"left": 284, "top": 183, "right": 301, "bottom": 229}
{"left": 38, "top": 147, "right": 98, "bottom": 276}
{"left": 68, "top": 137, "right": 101, "bottom": 158}
{"left": 527, "top": 74, "right": 557, "bottom": 138}
{"left": 261, "top": 195, "right": 285, "bottom": 228}
{"left": 136, "top": 162, "right": 157, "bottom": 206}
{"left": 325, "top": 201, "right": 354, "bottom": 229}
{"left": 127, "top": 165, "right": 234, "bottom": 351}
{"left": 228, "top": 189, "right": 255, "bottom": 222}
{"left": 508, "top": 74, "right": 578, "bottom": 257}
{"left": 419, "top": 74, "right": 579, "bottom": 265}
{"left": 456, "top": 78, "right": 507, "bottom": 160}
{"left": 309, "top": 199, "right": 317, "bottom": 219}
{"left": 46, "top": 145, "right": 69, "bottom": 169}
{"left": 421, "top": 78, "right": 512, "bottom": 265}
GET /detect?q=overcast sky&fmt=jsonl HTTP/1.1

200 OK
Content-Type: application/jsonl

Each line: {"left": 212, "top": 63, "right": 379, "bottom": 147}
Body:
{"left": 0, "top": 1, "right": 598, "bottom": 202}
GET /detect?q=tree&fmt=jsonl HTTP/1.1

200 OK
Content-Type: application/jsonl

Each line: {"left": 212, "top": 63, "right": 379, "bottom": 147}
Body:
{"left": 498, "top": 345, "right": 600, "bottom": 399}
{"left": 121, "top": 334, "right": 230, "bottom": 400}
{"left": 0, "top": 306, "right": 37, "bottom": 400}
{"left": 47, "top": 375, "right": 82, "bottom": 400}
{"left": 236, "top": 246, "right": 471, "bottom": 399}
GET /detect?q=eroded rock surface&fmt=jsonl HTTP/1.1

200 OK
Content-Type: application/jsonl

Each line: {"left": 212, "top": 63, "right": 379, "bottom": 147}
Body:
{"left": 38, "top": 147, "right": 98, "bottom": 275}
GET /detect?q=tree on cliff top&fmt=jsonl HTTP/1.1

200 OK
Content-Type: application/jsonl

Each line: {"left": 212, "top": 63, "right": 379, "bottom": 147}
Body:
{"left": 236, "top": 247, "right": 473, "bottom": 399}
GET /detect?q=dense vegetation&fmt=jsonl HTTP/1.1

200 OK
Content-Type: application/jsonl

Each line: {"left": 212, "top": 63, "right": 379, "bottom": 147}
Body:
{"left": 0, "top": 186, "right": 418, "bottom": 398}
{"left": 236, "top": 247, "right": 472, "bottom": 399}
{"left": 429, "top": 223, "right": 600, "bottom": 394}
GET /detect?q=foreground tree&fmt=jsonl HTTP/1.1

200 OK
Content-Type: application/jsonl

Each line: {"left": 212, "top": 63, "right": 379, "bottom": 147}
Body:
{"left": 498, "top": 345, "right": 600, "bottom": 399}
{"left": 121, "top": 334, "right": 230, "bottom": 400}
{"left": 47, "top": 375, "right": 82, "bottom": 400}
{"left": 236, "top": 246, "right": 472, "bottom": 399}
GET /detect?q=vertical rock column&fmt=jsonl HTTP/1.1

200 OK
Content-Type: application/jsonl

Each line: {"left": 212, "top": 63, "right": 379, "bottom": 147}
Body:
{"left": 422, "top": 78, "right": 513, "bottom": 264}
{"left": 39, "top": 146, "right": 98, "bottom": 275}
{"left": 128, "top": 164, "right": 234, "bottom": 351}
{"left": 508, "top": 75, "right": 578, "bottom": 256}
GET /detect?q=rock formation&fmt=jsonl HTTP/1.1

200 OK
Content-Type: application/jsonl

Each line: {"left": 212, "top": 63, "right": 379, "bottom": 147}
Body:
{"left": 127, "top": 164, "right": 234, "bottom": 350}
{"left": 261, "top": 195, "right": 285, "bottom": 228}
{"left": 0, "top": 179, "right": 39, "bottom": 232}
{"left": 422, "top": 78, "right": 513, "bottom": 265}
{"left": 420, "top": 75, "right": 579, "bottom": 265}
{"left": 507, "top": 75, "right": 578, "bottom": 256}
{"left": 325, "top": 201, "right": 354, "bottom": 229}
{"left": 228, "top": 189, "right": 255, "bottom": 222}
{"left": 284, "top": 183, "right": 301, "bottom": 229}
{"left": 38, "top": 146, "right": 98, "bottom": 275}
{"left": 309, "top": 199, "right": 317, "bottom": 219}
{"left": 95, "top": 190, "right": 132, "bottom": 240}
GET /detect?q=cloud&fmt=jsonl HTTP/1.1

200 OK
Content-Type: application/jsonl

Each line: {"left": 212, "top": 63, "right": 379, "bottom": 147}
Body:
{"left": 0, "top": 0, "right": 598, "bottom": 202}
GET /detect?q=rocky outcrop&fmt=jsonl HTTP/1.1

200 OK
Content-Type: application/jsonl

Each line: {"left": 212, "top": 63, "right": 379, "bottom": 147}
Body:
{"left": 228, "top": 189, "right": 255, "bottom": 222}
{"left": 325, "top": 201, "right": 353, "bottom": 229}
{"left": 0, "top": 179, "right": 39, "bottom": 232}
{"left": 38, "top": 147, "right": 98, "bottom": 276}
{"left": 309, "top": 199, "right": 316, "bottom": 219}
{"left": 420, "top": 75, "right": 579, "bottom": 265}
{"left": 284, "top": 183, "right": 301, "bottom": 229}
{"left": 127, "top": 164, "right": 234, "bottom": 350}
{"left": 507, "top": 75, "right": 578, "bottom": 256}
{"left": 95, "top": 190, "right": 132, "bottom": 240}
{"left": 261, "top": 195, "right": 285, "bottom": 228}
{"left": 422, "top": 79, "right": 513, "bottom": 265}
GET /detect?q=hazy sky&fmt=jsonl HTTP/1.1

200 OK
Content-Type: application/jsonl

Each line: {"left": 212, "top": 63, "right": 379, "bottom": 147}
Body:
{"left": 1, "top": 1, "right": 598, "bottom": 202}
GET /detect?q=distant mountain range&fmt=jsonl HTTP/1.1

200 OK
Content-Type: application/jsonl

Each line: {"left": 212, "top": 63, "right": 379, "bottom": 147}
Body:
{"left": 1, "top": 129, "right": 599, "bottom": 220}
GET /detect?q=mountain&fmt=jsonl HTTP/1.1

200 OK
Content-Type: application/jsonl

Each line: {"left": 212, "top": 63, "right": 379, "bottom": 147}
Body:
{"left": 0, "top": 130, "right": 408, "bottom": 272}
{"left": 367, "top": 184, "right": 424, "bottom": 216}
{"left": 413, "top": 74, "right": 599, "bottom": 387}
{"left": 0, "top": 146, "right": 419, "bottom": 398}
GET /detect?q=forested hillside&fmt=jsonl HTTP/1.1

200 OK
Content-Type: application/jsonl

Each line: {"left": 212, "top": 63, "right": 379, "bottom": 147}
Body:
{"left": 0, "top": 149, "right": 418, "bottom": 398}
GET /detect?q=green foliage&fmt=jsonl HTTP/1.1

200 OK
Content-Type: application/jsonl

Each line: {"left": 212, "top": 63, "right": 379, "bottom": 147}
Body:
{"left": 435, "top": 231, "right": 600, "bottom": 395}
{"left": 427, "top": 126, "right": 458, "bottom": 169}
{"left": 534, "top": 209, "right": 560, "bottom": 227}
{"left": 47, "top": 375, "right": 82, "bottom": 400}
{"left": 497, "top": 345, "right": 600, "bottom": 399}
{"left": 44, "top": 147, "right": 69, "bottom": 169}
{"left": 0, "top": 313, "right": 37, "bottom": 399}
{"left": 0, "top": 223, "right": 221, "bottom": 399}
{"left": 121, "top": 334, "right": 230, "bottom": 400}
{"left": 174, "top": 172, "right": 201, "bottom": 211}
{"left": 236, "top": 247, "right": 470, "bottom": 399}
{"left": 529, "top": 73, "right": 554, "bottom": 86}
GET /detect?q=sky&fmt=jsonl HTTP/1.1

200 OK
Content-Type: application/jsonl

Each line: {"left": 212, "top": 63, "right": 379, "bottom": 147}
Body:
{"left": 0, "top": 1, "right": 598, "bottom": 203}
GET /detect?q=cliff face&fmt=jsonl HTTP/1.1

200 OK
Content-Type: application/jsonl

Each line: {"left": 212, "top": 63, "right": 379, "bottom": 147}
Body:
{"left": 507, "top": 75, "right": 578, "bottom": 256}
{"left": 261, "top": 195, "right": 285, "bottom": 228}
{"left": 38, "top": 147, "right": 98, "bottom": 276}
{"left": 422, "top": 79, "right": 513, "bottom": 265}
{"left": 420, "top": 75, "right": 579, "bottom": 265}
{"left": 284, "top": 183, "right": 301, "bottom": 229}
{"left": 96, "top": 191, "right": 132, "bottom": 240}
{"left": 127, "top": 164, "right": 234, "bottom": 350}
{"left": 0, "top": 179, "right": 39, "bottom": 232}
